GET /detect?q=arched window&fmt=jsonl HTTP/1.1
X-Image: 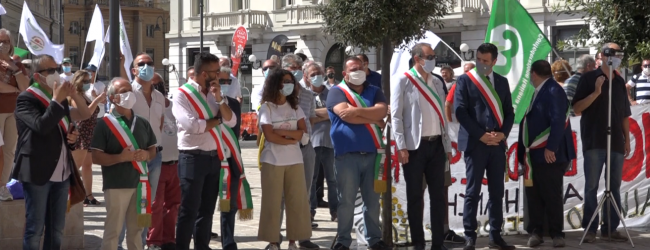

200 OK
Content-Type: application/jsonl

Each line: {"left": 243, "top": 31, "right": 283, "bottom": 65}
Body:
{"left": 325, "top": 43, "right": 345, "bottom": 81}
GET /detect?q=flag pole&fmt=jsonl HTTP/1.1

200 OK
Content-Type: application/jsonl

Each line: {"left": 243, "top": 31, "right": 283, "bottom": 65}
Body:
{"left": 93, "top": 44, "right": 106, "bottom": 83}
{"left": 109, "top": 0, "right": 119, "bottom": 78}
{"left": 552, "top": 48, "right": 572, "bottom": 76}
{"left": 79, "top": 42, "right": 87, "bottom": 69}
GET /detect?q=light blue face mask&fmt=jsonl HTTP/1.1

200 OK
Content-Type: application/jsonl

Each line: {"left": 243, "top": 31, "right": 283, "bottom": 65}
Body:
{"left": 82, "top": 83, "right": 91, "bottom": 91}
{"left": 281, "top": 83, "right": 294, "bottom": 96}
{"left": 292, "top": 70, "right": 303, "bottom": 80}
{"left": 264, "top": 69, "right": 270, "bottom": 78}
{"left": 221, "top": 84, "right": 230, "bottom": 96}
{"left": 310, "top": 75, "right": 324, "bottom": 87}
{"left": 138, "top": 64, "right": 155, "bottom": 81}
{"left": 62, "top": 66, "right": 71, "bottom": 73}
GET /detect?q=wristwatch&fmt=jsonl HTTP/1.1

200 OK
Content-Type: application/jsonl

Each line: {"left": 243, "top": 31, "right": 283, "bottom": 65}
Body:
{"left": 216, "top": 96, "right": 226, "bottom": 105}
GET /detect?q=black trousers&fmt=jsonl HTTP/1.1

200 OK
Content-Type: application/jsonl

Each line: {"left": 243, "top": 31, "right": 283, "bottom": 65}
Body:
{"left": 403, "top": 138, "right": 446, "bottom": 247}
{"left": 525, "top": 161, "right": 568, "bottom": 238}
{"left": 175, "top": 152, "right": 222, "bottom": 250}
{"left": 317, "top": 166, "right": 325, "bottom": 201}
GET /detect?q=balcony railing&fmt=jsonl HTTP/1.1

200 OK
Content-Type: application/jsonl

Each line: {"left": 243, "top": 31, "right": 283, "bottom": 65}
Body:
{"left": 67, "top": 0, "right": 79, "bottom": 5}
{"left": 460, "top": 0, "right": 482, "bottom": 12}
{"left": 88, "top": 0, "right": 165, "bottom": 9}
{"left": 205, "top": 10, "right": 269, "bottom": 31}
{"left": 286, "top": 5, "right": 323, "bottom": 25}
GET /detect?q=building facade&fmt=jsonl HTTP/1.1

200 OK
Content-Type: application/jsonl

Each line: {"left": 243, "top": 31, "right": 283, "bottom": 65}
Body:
{"left": 167, "top": 0, "right": 591, "bottom": 112}
{"left": 63, "top": 0, "right": 170, "bottom": 82}
{"left": 1, "top": 0, "right": 63, "bottom": 52}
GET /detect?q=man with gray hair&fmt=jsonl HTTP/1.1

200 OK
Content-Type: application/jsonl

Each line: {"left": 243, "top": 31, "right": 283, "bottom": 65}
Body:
{"left": 564, "top": 54, "right": 596, "bottom": 116}
{"left": 219, "top": 57, "right": 242, "bottom": 102}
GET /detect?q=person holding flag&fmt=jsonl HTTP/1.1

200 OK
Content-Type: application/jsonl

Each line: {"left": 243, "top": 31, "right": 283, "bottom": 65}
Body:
{"left": 517, "top": 60, "right": 575, "bottom": 248}
{"left": 390, "top": 43, "right": 452, "bottom": 250}
{"left": 453, "top": 43, "right": 515, "bottom": 250}
{"left": 91, "top": 77, "right": 157, "bottom": 250}
{"left": 13, "top": 54, "right": 89, "bottom": 250}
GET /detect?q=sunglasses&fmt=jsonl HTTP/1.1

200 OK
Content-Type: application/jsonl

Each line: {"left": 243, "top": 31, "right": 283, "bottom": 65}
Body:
{"left": 422, "top": 55, "right": 437, "bottom": 60}
{"left": 219, "top": 79, "right": 232, "bottom": 85}
{"left": 262, "top": 66, "right": 277, "bottom": 71}
{"left": 38, "top": 67, "right": 59, "bottom": 75}
{"left": 136, "top": 62, "right": 154, "bottom": 67}
{"left": 643, "top": 65, "right": 650, "bottom": 68}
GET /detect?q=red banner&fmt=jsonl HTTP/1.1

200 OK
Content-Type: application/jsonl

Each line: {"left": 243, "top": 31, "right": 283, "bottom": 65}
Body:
{"left": 230, "top": 26, "right": 248, "bottom": 76}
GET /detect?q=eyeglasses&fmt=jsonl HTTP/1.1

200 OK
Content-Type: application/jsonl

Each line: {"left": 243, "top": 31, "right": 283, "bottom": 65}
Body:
{"left": 136, "top": 62, "right": 154, "bottom": 67}
{"left": 422, "top": 55, "right": 437, "bottom": 60}
{"left": 262, "top": 66, "right": 277, "bottom": 71}
{"left": 219, "top": 79, "right": 232, "bottom": 85}
{"left": 643, "top": 65, "right": 650, "bottom": 68}
{"left": 38, "top": 67, "right": 59, "bottom": 75}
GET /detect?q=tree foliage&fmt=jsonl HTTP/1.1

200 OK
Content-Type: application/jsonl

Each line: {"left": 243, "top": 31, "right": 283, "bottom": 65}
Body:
{"left": 318, "top": 0, "right": 455, "bottom": 50}
{"left": 554, "top": 0, "right": 650, "bottom": 64}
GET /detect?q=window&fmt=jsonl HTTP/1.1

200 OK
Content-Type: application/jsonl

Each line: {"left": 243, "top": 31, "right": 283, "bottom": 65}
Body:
{"left": 192, "top": 0, "right": 200, "bottom": 16}
{"left": 434, "top": 32, "right": 462, "bottom": 68}
{"left": 146, "top": 48, "right": 155, "bottom": 64}
{"left": 69, "top": 21, "right": 80, "bottom": 35}
{"left": 70, "top": 47, "right": 78, "bottom": 65}
{"left": 277, "top": 0, "right": 293, "bottom": 9}
{"left": 552, "top": 25, "right": 590, "bottom": 65}
{"left": 146, "top": 25, "right": 156, "bottom": 38}
{"left": 233, "top": 0, "right": 243, "bottom": 10}
{"left": 187, "top": 47, "right": 211, "bottom": 69}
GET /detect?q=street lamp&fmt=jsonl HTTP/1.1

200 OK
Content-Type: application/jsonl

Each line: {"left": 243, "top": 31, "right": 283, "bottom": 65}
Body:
{"left": 460, "top": 43, "right": 474, "bottom": 61}
{"left": 155, "top": 16, "right": 170, "bottom": 82}
{"left": 162, "top": 58, "right": 180, "bottom": 85}
{"left": 248, "top": 54, "right": 262, "bottom": 70}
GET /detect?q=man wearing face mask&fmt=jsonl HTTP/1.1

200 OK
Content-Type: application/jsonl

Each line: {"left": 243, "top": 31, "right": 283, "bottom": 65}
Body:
{"left": 219, "top": 57, "right": 243, "bottom": 102}
{"left": 517, "top": 60, "right": 575, "bottom": 248}
{"left": 454, "top": 43, "right": 515, "bottom": 250}
{"left": 564, "top": 55, "right": 596, "bottom": 116}
{"left": 325, "top": 66, "right": 338, "bottom": 89}
{"left": 270, "top": 54, "right": 320, "bottom": 249}
{"left": 356, "top": 54, "right": 382, "bottom": 90}
{"left": 626, "top": 58, "right": 650, "bottom": 105}
{"left": 252, "top": 59, "right": 279, "bottom": 111}
{"left": 327, "top": 57, "right": 389, "bottom": 250}
{"left": 60, "top": 57, "right": 73, "bottom": 82}
{"left": 172, "top": 52, "right": 237, "bottom": 250}
{"left": 92, "top": 77, "right": 157, "bottom": 250}
{"left": 301, "top": 61, "right": 339, "bottom": 222}
{"left": 572, "top": 42, "right": 631, "bottom": 243}
{"left": 14, "top": 54, "right": 90, "bottom": 250}
{"left": 115, "top": 52, "right": 170, "bottom": 250}
{"left": 391, "top": 43, "right": 453, "bottom": 250}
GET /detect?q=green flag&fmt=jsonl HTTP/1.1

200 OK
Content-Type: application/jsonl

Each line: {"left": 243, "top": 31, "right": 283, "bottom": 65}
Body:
{"left": 14, "top": 47, "right": 29, "bottom": 58}
{"left": 485, "top": 0, "right": 552, "bottom": 123}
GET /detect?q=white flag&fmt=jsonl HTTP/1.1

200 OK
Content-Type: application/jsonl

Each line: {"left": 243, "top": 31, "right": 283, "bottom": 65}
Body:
{"left": 119, "top": 7, "right": 133, "bottom": 81}
{"left": 87, "top": 4, "right": 105, "bottom": 69}
{"left": 0, "top": 4, "right": 7, "bottom": 15}
{"left": 18, "top": 2, "right": 64, "bottom": 63}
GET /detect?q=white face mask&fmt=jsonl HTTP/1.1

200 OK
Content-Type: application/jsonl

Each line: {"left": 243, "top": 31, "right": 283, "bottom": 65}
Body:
{"left": 610, "top": 57, "right": 622, "bottom": 69}
{"left": 41, "top": 73, "right": 61, "bottom": 89}
{"left": 347, "top": 71, "right": 366, "bottom": 86}
{"left": 0, "top": 43, "right": 11, "bottom": 55}
{"left": 644, "top": 67, "right": 650, "bottom": 76}
{"left": 116, "top": 91, "right": 136, "bottom": 109}
{"left": 421, "top": 58, "right": 436, "bottom": 73}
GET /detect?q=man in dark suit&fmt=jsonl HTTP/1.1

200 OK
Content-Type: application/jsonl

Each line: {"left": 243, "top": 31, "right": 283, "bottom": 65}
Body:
{"left": 453, "top": 43, "right": 515, "bottom": 250}
{"left": 13, "top": 54, "right": 91, "bottom": 250}
{"left": 517, "top": 60, "right": 575, "bottom": 248}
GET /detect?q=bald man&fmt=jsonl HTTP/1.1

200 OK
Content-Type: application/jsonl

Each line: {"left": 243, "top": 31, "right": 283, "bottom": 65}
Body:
{"left": 463, "top": 62, "right": 476, "bottom": 73}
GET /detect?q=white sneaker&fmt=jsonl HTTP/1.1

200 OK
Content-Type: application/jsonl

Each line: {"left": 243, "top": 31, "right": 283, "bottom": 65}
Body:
{"left": 0, "top": 186, "right": 13, "bottom": 201}
{"left": 266, "top": 244, "right": 280, "bottom": 250}
{"left": 288, "top": 243, "right": 298, "bottom": 250}
{"left": 147, "top": 246, "right": 162, "bottom": 250}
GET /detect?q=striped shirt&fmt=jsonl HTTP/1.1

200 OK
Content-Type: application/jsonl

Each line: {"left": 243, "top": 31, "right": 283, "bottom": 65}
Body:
{"left": 563, "top": 73, "right": 581, "bottom": 116}
{"left": 298, "top": 84, "right": 316, "bottom": 134}
{"left": 627, "top": 73, "right": 650, "bottom": 104}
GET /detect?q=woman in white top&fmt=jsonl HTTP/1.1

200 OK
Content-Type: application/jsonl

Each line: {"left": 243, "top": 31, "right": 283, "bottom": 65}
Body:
{"left": 257, "top": 69, "right": 312, "bottom": 250}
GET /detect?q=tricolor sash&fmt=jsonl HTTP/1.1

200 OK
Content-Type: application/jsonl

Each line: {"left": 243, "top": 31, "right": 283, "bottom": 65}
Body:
{"left": 26, "top": 82, "right": 70, "bottom": 133}
{"left": 338, "top": 81, "right": 387, "bottom": 193}
{"left": 404, "top": 68, "right": 446, "bottom": 129}
{"left": 103, "top": 114, "right": 152, "bottom": 227}
{"left": 522, "top": 105, "right": 571, "bottom": 187}
{"left": 178, "top": 83, "right": 227, "bottom": 160}
{"left": 466, "top": 69, "right": 504, "bottom": 128}
{"left": 220, "top": 124, "right": 254, "bottom": 220}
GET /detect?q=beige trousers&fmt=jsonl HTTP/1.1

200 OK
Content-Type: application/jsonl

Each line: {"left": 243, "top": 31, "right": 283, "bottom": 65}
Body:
{"left": 0, "top": 113, "right": 17, "bottom": 184}
{"left": 258, "top": 163, "right": 312, "bottom": 242}
{"left": 101, "top": 189, "right": 144, "bottom": 250}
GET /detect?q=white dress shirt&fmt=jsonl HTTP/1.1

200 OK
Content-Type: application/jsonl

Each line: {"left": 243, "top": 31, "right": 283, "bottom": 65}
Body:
{"left": 414, "top": 70, "right": 443, "bottom": 137}
{"left": 132, "top": 80, "right": 167, "bottom": 145}
{"left": 251, "top": 84, "right": 264, "bottom": 111}
{"left": 225, "top": 74, "right": 242, "bottom": 99}
{"left": 172, "top": 79, "right": 237, "bottom": 153}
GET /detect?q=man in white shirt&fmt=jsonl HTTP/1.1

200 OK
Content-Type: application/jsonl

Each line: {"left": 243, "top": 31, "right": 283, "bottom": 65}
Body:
{"left": 117, "top": 52, "right": 170, "bottom": 250}
{"left": 219, "top": 57, "right": 242, "bottom": 102}
{"left": 60, "top": 57, "right": 73, "bottom": 82}
{"left": 172, "top": 52, "right": 237, "bottom": 250}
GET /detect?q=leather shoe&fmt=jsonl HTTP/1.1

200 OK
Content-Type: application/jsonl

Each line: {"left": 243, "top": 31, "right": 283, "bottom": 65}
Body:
{"left": 413, "top": 243, "right": 425, "bottom": 250}
{"left": 488, "top": 239, "right": 516, "bottom": 250}
{"left": 431, "top": 245, "right": 447, "bottom": 250}
{"left": 463, "top": 238, "right": 475, "bottom": 250}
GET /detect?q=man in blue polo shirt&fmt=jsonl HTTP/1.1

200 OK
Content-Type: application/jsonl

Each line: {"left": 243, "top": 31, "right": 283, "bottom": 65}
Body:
{"left": 327, "top": 57, "right": 389, "bottom": 250}
{"left": 356, "top": 54, "right": 382, "bottom": 90}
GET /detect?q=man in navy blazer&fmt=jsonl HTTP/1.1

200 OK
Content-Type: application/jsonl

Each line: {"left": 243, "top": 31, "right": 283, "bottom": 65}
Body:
{"left": 453, "top": 43, "right": 515, "bottom": 250}
{"left": 517, "top": 60, "right": 575, "bottom": 248}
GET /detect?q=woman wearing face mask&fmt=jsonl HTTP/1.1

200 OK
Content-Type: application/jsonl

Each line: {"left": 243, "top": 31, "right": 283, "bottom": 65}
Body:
{"left": 257, "top": 69, "right": 312, "bottom": 250}
{"left": 69, "top": 69, "right": 107, "bottom": 206}
{"left": 0, "top": 28, "right": 30, "bottom": 201}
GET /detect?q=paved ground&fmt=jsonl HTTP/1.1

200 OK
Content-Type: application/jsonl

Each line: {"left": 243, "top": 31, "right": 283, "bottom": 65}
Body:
{"left": 81, "top": 147, "right": 650, "bottom": 250}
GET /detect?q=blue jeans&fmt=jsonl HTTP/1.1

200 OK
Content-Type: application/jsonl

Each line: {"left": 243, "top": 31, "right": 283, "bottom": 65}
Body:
{"left": 582, "top": 149, "right": 624, "bottom": 234}
{"left": 334, "top": 152, "right": 381, "bottom": 247}
{"left": 23, "top": 179, "right": 70, "bottom": 250}
{"left": 118, "top": 151, "right": 162, "bottom": 249}
{"left": 310, "top": 147, "right": 338, "bottom": 216}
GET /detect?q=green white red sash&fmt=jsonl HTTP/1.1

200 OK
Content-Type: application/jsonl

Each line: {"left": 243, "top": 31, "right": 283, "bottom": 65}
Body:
{"left": 102, "top": 114, "right": 152, "bottom": 227}
{"left": 178, "top": 83, "right": 227, "bottom": 160}
{"left": 404, "top": 68, "right": 446, "bottom": 129}
{"left": 218, "top": 160, "right": 231, "bottom": 212}
{"left": 522, "top": 105, "right": 571, "bottom": 187}
{"left": 220, "top": 124, "right": 254, "bottom": 220}
{"left": 466, "top": 69, "right": 504, "bottom": 128}
{"left": 338, "top": 81, "right": 387, "bottom": 193}
{"left": 26, "top": 82, "right": 70, "bottom": 133}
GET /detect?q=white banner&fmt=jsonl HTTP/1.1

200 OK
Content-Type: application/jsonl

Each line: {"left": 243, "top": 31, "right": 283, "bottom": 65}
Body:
{"left": 355, "top": 104, "right": 650, "bottom": 244}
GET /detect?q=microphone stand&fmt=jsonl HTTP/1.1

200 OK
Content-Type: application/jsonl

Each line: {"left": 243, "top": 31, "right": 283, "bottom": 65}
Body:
{"left": 579, "top": 56, "right": 634, "bottom": 246}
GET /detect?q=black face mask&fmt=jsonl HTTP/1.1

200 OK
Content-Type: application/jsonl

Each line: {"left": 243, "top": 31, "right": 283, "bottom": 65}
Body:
{"left": 327, "top": 73, "right": 335, "bottom": 79}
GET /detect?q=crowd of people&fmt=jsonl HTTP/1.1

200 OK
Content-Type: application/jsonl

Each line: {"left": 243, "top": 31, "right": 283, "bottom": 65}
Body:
{"left": 0, "top": 21, "right": 634, "bottom": 250}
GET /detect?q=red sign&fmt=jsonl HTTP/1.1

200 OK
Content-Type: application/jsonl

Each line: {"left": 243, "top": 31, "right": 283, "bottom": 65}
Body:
{"left": 230, "top": 26, "right": 248, "bottom": 76}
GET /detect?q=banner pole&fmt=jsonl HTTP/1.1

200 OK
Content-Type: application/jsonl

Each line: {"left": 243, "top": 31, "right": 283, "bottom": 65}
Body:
{"left": 551, "top": 49, "right": 572, "bottom": 76}
{"left": 79, "top": 42, "right": 87, "bottom": 69}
